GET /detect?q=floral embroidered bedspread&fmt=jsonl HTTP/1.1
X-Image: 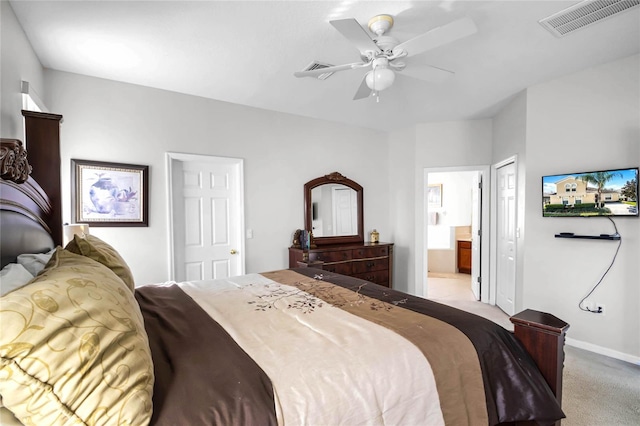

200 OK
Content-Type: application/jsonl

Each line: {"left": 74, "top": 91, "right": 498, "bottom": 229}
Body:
{"left": 136, "top": 268, "right": 564, "bottom": 426}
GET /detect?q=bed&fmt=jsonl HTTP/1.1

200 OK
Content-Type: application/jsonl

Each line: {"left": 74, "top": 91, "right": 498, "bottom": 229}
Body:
{"left": 0, "top": 133, "right": 569, "bottom": 425}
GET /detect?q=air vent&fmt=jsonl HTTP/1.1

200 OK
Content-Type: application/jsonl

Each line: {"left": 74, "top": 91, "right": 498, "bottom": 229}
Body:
{"left": 302, "top": 61, "right": 335, "bottom": 80}
{"left": 539, "top": 0, "right": 640, "bottom": 37}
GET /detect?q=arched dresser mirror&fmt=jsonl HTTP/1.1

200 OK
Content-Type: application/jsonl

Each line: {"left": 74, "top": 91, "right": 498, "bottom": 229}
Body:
{"left": 290, "top": 172, "right": 394, "bottom": 288}
{"left": 304, "top": 172, "right": 363, "bottom": 246}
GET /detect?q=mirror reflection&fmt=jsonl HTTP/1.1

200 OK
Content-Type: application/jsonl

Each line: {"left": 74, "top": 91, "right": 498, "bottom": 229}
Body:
{"left": 311, "top": 184, "right": 358, "bottom": 237}
{"left": 304, "top": 172, "right": 363, "bottom": 246}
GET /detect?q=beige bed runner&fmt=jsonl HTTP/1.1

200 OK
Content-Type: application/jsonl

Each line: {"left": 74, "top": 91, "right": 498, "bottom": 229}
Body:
{"left": 263, "top": 269, "right": 488, "bottom": 425}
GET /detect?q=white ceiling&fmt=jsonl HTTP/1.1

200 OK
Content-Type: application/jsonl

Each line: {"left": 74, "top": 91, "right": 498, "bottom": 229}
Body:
{"left": 10, "top": 0, "right": 640, "bottom": 132}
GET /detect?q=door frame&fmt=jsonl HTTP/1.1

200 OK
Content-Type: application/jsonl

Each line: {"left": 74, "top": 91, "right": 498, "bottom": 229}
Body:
{"left": 489, "top": 155, "right": 518, "bottom": 309}
{"left": 422, "top": 165, "right": 491, "bottom": 303}
{"left": 166, "top": 152, "right": 246, "bottom": 281}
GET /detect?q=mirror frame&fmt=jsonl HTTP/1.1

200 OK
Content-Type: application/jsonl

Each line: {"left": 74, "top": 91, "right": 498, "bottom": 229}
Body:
{"left": 304, "top": 172, "right": 364, "bottom": 246}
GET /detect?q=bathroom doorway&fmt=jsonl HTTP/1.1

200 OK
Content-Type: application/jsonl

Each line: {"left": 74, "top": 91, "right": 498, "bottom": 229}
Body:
{"left": 424, "top": 166, "right": 490, "bottom": 304}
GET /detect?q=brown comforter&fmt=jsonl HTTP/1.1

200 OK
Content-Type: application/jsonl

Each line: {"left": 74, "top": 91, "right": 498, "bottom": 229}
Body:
{"left": 135, "top": 268, "right": 564, "bottom": 425}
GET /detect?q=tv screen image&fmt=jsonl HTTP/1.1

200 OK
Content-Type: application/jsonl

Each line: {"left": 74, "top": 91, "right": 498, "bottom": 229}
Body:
{"left": 542, "top": 167, "right": 638, "bottom": 217}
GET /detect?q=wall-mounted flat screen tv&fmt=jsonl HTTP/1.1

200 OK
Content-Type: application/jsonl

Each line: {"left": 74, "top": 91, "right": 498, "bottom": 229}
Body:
{"left": 542, "top": 167, "right": 638, "bottom": 217}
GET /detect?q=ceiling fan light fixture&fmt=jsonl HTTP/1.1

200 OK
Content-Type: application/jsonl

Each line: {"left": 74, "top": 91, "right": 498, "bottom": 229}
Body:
{"left": 365, "top": 57, "right": 395, "bottom": 92}
{"left": 365, "top": 66, "right": 395, "bottom": 92}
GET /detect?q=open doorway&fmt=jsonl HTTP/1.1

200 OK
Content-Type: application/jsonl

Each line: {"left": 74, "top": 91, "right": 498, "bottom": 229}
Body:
{"left": 423, "top": 166, "right": 490, "bottom": 306}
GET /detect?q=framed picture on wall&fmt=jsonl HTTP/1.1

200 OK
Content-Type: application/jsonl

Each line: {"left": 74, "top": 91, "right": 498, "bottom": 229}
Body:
{"left": 71, "top": 159, "right": 149, "bottom": 226}
{"left": 427, "top": 184, "right": 442, "bottom": 208}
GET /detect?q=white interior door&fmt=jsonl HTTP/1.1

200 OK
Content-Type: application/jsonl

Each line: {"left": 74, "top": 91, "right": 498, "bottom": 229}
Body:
{"left": 471, "top": 172, "right": 482, "bottom": 300}
{"left": 496, "top": 162, "right": 516, "bottom": 315}
{"left": 332, "top": 187, "right": 356, "bottom": 236}
{"left": 168, "top": 153, "right": 245, "bottom": 282}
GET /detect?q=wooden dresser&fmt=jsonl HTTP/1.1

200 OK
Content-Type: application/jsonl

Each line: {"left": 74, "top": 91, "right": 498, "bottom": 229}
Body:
{"left": 289, "top": 242, "right": 394, "bottom": 288}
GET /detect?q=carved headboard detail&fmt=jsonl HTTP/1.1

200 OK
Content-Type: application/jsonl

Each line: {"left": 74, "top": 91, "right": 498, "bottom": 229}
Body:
{"left": 0, "top": 139, "right": 32, "bottom": 183}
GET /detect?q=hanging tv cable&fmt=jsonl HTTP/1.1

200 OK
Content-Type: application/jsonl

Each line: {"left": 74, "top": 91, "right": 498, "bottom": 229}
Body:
{"left": 578, "top": 217, "right": 622, "bottom": 314}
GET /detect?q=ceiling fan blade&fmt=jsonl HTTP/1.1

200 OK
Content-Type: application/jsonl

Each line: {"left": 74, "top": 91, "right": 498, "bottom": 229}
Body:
{"left": 353, "top": 73, "right": 372, "bottom": 100}
{"left": 330, "top": 18, "right": 381, "bottom": 56}
{"left": 398, "top": 63, "right": 454, "bottom": 83}
{"left": 393, "top": 17, "right": 477, "bottom": 58}
{"left": 294, "top": 61, "right": 368, "bottom": 78}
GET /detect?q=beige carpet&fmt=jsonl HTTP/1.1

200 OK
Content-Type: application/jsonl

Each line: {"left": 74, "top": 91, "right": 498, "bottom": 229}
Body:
{"left": 427, "top": 273, "right": 640, "bottom": 425}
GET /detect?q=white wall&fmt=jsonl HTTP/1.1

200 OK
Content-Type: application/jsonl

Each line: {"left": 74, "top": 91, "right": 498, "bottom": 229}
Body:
{"left": 387, "top": 126, "right": 417, "bottom": 294}
{"left": 0, "top": 1, "right": 45, "bottom": 138}
{"left": 389, "top": 120, "right": 493, "bottom": 296}
{"left": 42, "top": 70, "right": 389, "bottom": 286}
{"left": 523, "top": 54, "right": 640, "bottom": 361}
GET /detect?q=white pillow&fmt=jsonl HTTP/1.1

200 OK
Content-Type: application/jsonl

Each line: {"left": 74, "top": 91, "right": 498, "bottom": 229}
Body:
{"left": 17, "top": 249, "right": 55, "bottom": 276}
{"left": 0, "top": 263, "right": 34, "bottom": 296}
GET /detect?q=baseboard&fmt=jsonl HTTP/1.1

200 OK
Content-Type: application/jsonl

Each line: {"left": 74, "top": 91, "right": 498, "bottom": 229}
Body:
{"left": 566, "top": 337, "right": 640, "bottom": 366}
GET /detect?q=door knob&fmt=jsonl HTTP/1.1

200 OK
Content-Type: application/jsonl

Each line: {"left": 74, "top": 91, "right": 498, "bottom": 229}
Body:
{"left": 230, "top": 249, "right": 237, "bottom": 255}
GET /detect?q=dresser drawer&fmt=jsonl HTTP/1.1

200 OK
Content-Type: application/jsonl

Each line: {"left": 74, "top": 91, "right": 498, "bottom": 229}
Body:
{"left": 353, "top": 270, "right": 390, "bottom": 287}
{"left": 351, "top": 257, "right": 388, "bottom": 274}
{"left": 353, "top": 245, "right": 388, "bottom": 259}
{"left": 322, "top": 262, "right": 352, "bottom": 275}
{"left": 310, "top": 250, "right": 353, "bottom": 262}
{"left": 289, "top": 243, "right": 393, "bottom": 288}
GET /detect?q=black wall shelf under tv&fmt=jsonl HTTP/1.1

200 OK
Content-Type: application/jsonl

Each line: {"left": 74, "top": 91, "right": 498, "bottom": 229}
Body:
{"left": 555, "top": 233, "right": 620, "bottom": 240}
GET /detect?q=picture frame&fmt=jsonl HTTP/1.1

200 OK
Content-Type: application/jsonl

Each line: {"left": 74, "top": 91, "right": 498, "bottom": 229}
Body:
{"left": 427, "top": 184, "right": 442, "bottom": 208}
{"left": 71, "top": 159, "right": 149, "bottom": 227}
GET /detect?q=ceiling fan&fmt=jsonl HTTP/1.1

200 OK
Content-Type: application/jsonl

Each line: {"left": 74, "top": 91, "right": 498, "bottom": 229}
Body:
{"left": 294, "top": 14, "right": 477, "bottom": 100}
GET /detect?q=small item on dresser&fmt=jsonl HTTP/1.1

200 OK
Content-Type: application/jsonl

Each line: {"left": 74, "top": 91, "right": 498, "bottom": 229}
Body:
{"left": 370, "top": 229, "right": 379, "bottom": 243}
{"left": 293, "top": 229, "right": 315, "bottom": 250}
{"left": 292, "top": 229, "right": 303, "bottom": 248}
{"left": 306, "top": 230, "right": 315, "bottom": 249}
{"left": 303, "top": 230, "right": 315, "bottom": 249}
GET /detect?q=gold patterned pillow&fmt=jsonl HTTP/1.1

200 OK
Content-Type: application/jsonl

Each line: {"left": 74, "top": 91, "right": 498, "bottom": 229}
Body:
{"left": 65, "top": 234, "right": 136, "bottom": 292}
{"left": 0, "top": 248, "right": 154, "bottom": 425}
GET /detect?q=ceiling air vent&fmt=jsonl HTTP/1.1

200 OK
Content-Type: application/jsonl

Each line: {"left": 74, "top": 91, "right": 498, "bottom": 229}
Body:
{"left": 539, "top": 0, "right": 640, "bottom": 37}
{"left": 301, "top": 61, "right": 335, "bottom": 80}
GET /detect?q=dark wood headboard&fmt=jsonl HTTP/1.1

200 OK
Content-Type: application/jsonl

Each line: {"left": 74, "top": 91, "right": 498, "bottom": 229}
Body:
{"left": 22, "top": 110, "right": 64, "bottom": 245}
{"left": 0, "top": 112, "right": 63, "bottom": 268}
